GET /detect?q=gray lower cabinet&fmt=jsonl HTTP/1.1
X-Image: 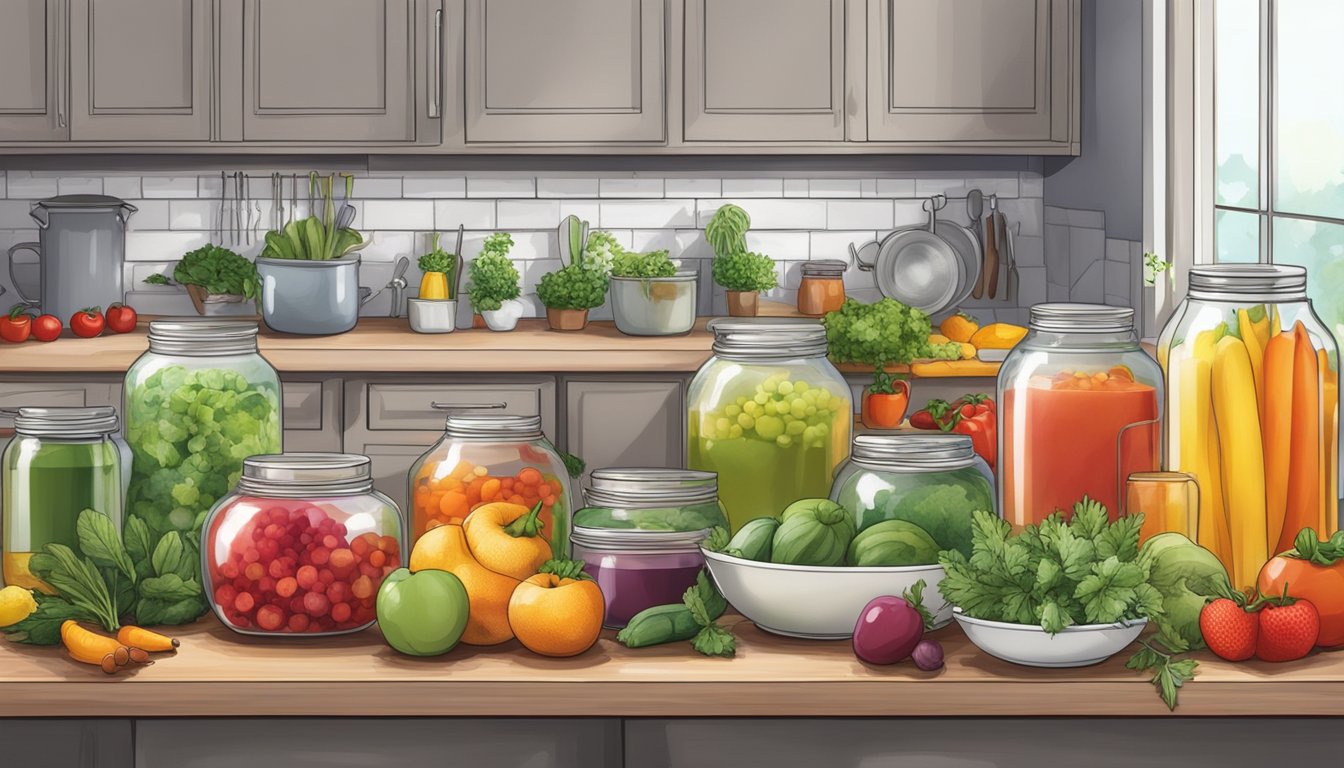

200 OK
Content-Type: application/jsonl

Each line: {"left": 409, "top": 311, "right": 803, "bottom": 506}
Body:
{"left": 563, "top": 377, "right": 686, "bottom": 484}
{"left": 462, "top": 0, "right": 666, "bottom": 144}
{"left": 682, "top": 0, "right": 846, "bottom": 142}
{"left": 0, "top": 0, "right": 67, "bottom": 141}
{"left": 0, "top": 719, "right": 132, "bottom": 768}
{"left": 280, "top": 377, "right": 343, "bottom": 453}
{"left": 69, "top": 0, "right": 214, "bottom": 141}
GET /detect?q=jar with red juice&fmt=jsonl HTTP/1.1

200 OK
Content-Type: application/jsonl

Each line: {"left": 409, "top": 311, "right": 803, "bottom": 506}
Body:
{"left": 998, "top": 304, "right": 1164, "bottom": 527}
{"left": 203, "top": 453, "right": 405, "bottom": 636}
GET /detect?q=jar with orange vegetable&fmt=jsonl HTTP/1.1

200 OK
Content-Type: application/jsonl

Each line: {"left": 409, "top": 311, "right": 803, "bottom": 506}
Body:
{"left": 408, "top": 409, "right": 574, "bottom": 558}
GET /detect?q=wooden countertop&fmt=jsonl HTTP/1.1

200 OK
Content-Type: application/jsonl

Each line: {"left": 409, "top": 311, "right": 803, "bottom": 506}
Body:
{"left": 0, "top": 318, "right": 1003, "bottom": 377}
{"left": 1, "top": 615, "right": 1339, "bottom": 718}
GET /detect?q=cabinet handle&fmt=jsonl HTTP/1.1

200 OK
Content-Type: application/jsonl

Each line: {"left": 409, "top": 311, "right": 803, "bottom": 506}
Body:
{"left": 56, "top": 0, "right": 67, "bottom": 128}
{"left": 428, "top": 5, "right": 442, "bottom": 118}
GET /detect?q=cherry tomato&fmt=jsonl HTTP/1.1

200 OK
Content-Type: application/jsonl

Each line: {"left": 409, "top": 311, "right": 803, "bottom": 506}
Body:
{"left": 0, "top": 305, "right": 32, "bottom": 343}
{"left": 31, "top": 314, "right": 62, "bottom": 342}
{"left": 70, "top": 307, "right": 105, "bottom": 338}
{"left": 104, "top": 303, "right": 138, "bottom": 334}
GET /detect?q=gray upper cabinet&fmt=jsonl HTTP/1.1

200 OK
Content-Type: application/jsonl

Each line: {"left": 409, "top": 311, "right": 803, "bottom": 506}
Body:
{"left": 240, "top": 0, "right": 417, "bottom": 142}
{"left": 865, "top": 0, "right": 1076, "bottom": 148}
{"left": 462, "top": 0, "right": 666, "bottom": 144}
{"left": 683, "top": 0, "right": 845, "bottom": 142}
{"left": 68, "top": 0, "right": 214, "bottom": 141}
{"left": 0, "top": 1, "right": 67, "bottom": 141}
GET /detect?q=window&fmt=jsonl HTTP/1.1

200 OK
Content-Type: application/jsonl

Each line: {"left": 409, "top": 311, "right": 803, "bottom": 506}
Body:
{"left": 1211, "top": 0, "right": 1344, "bottom": 342}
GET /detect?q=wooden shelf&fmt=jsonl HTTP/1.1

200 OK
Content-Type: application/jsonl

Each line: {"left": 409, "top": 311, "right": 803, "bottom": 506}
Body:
{"left": 2, "top": 615, "right": 1341, "bottom": 717}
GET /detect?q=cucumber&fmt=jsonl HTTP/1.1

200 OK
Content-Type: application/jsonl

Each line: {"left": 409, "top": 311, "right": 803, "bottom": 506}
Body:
{"left": 615, "top": 570, "right": 726, "bottom": 648}
{"left": 726, "top": 517, "right": 778, "bottom": 561}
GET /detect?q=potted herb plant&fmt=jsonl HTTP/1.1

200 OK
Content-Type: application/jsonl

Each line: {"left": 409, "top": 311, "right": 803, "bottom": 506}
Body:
{"left": 409, "top": 232, "right": 461, "bottom": 334}
{"left": 822, "top": 298, "right": 934, "bottom": 429}
{"left": 466, "top": 232, "right": 524, "bottom": 331}
{"left": 537, "top": 228, "right": 610, "bottom": 332}
{"left": 172, "top": 244, "right": 259, "bottom": 315}
{"left": 609, "top": 245, "right": 697, "bottom": 336}
{"left": 257, "top": 173, "right": 370, "bottom": 335}
{"left": 705, "top": 203, "right": 777, "bottom": 316}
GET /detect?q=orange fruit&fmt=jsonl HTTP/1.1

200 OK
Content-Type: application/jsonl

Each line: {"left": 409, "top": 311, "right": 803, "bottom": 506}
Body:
{"left": 507, "top": 573, "right": 604, "bottom": 657}
{"left": 462, "top": 502, "right": 552, "bottom": 581}
{"left": 408, "top": 524, "right": 519, "bottom": 646}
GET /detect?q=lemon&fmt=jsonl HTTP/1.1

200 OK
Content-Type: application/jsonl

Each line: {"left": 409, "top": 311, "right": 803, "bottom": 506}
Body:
{"left": 0, "top": 585, "right": 38, "bottom": 628}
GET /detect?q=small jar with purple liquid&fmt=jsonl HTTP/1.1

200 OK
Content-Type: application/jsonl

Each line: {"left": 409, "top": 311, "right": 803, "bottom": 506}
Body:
{"left": 572, "top": 468, "right": 728, "bottom": 629}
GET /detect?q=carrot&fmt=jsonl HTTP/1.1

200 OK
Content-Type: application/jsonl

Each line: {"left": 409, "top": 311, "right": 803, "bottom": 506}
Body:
{"left": 1280, "top": 322, "right": 1322, "bottom": 555}
{"left": 61, "top": 620, "right": 123, "bottom": 666}
{"left": 117, "top": 625, "right": 179, "bottom": 652}
{"left": 1321, "top": 349, "right": 1340, "bottom": 536}
{"left": 1261, "top": 327, "right": 1296, "bottom": 551}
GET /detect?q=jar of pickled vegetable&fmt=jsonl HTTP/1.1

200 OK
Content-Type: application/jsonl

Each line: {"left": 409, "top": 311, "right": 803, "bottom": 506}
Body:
{"left": 408, "top": 409, "right": 574, "bottom": 557}
{"left": 2, "top": 407, "right": 127, "bottom": 592}
{"left": 1157, "top": 264, "right": 1339, "bottom": 590}
{"left": 687, "top": 319, "right": 853, "bottom": 531}
{"left": 202, "top": 453, "right": 404, "bottom": 636}
{"left": 998, "top": 304, "right": 1163, "bottom": 528}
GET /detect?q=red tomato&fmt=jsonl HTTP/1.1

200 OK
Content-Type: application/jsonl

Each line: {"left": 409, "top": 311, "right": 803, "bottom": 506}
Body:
{"left": 70, "top": 307, "right": 105, "bottom": 338}
{"left": 31, "top": 314, "right": 62, "bottom": 342}
{"left": 0, "top": 305, "right": 32, "bottom": 343}
{"left": 104, "top": 303, "right": 138, "bottom": 334}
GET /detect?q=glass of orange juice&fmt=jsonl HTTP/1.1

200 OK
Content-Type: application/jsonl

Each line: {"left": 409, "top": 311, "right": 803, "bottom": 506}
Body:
{"left": 1125, "top": 471, "right": 1199, "bottom": 543}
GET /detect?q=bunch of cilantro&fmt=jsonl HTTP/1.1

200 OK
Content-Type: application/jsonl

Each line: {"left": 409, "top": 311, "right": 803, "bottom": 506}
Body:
{"left": 821, "top": 299, "right": 936, "bottom": 367}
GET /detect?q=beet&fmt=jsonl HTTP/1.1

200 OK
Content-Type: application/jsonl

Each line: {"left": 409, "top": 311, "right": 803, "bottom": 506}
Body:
{"left": 911, "top": 638, "right": 944, "bottom": 670}
{"left": 852, "top": 595, "right": 924, "bottom": 665}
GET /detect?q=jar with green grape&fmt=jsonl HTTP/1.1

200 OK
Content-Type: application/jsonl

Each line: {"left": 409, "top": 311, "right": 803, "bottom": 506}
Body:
{"left": 687, "top": 319, "right": 853, "bottom": 531}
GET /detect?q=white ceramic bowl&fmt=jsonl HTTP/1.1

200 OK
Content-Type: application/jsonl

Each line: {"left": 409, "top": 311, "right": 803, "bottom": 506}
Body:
{"left": 409, "top": 298, "right": 457, "bottom": 333}
{"left": 952, "top": 608, "right": 1147, "bottom": 668}
{"left": 701, "top": 548, "right": 950, "bottom": 640}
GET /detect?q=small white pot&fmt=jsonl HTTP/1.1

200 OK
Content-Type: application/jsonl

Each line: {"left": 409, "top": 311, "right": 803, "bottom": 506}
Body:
{"left": 408, "top": 298, "right": 457, "bottom": 334}
{"left": 481, "top": 298, "right": 525, "bottom": 331}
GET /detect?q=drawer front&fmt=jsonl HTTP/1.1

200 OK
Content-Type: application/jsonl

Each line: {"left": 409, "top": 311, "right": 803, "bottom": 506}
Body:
{"left": 365, "top": 382, "right": 547, "bottom": 432}
{"left": 282, "top": 381, "right": 326, "bottom": 431}
{"left": 0, "top": 719, "right": 131, "bottom": 768}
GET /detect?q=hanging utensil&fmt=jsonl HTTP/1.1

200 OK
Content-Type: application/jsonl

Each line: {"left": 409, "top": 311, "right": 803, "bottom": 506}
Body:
{"left": 217, "top": 171, "right": 227, "bottom": 244}
{"left": 454, "top": 224, "right": 466, "bottom": 298}
{"left": 986, "top": 196, "right": 1002, "bottom": 299}
{"left": 977, "top": 195, "right": 999, "bottom": 299}
{"left": 847, "top": 197, "right": 961, "bottom": 315}
{"left": 1004, "top": 221, "right": 1020, "bottom": 302}
{"left": 388, "top": 256, "right": 410, "bottom": 317}
{"left": 965, "top": 187, "right": 984, "bottom": 271}
{"left": 289, "top": 174, "right": 298, "bottom": 225}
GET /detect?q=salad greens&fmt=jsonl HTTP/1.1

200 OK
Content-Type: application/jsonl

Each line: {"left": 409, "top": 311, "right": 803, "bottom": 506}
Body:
{"left": 712, "top": 251, "right": 777, "bottom": 293}
{"left": 173, "top": 245, "right": 259, "bottom": 298}
{"left": 537, "top": 265, "right": 608, "bottom": 310}
{"left": 822, "top": 299, "right": 934, "bottom": 366}
{"left": 143, "top": 273, "right": 171, "bottom": 286}
{"left": 611, "top": 249, "right": 676, "bottom": 279}
{"left": 466, "top": 233, "right": 521, "bottom": 312}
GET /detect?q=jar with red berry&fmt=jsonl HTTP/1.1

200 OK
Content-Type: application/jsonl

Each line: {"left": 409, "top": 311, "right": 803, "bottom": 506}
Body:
{"left": 202, "top": 453, "right": 405, "bottom": 636}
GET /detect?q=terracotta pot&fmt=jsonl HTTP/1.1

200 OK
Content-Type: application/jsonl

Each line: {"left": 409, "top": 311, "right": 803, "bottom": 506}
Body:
{"left": 472, "top": 313, "right": 486, "bottom": 329}
{"left": 726, "top": 291, "right": 759, "bottom": 317}
{"left": 546, "top": 307, "right": 589, "bottom": 331}
{"left": 184, "top": 284, "right": 247, "bottom": 316}
{"left": 861, "top": 381, "right": 911, "bottom": 430}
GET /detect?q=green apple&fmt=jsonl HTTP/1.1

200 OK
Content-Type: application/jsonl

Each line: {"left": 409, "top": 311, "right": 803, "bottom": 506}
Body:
{"left": 376, "top": 567, "right": 470, "bottom": 656}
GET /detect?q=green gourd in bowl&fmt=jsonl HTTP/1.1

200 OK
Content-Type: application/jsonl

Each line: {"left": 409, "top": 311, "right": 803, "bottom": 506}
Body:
{"left": 770, "top": 499, "right": 855, "bottom": 566}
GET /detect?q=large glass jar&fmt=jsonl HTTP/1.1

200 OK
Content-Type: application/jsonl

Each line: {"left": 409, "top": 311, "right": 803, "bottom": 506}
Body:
{"left": 999, "top": 304, "right": 1163, "bottom": 528}
{"left": 408, "top": 408, "right": 574, "bottom": 557}
{"left": 202, "top": 453, "right": 404, "bottom": 636}
{"left": 829, "top": 433, "right": 994, "bottom": 559}
{"left": 571, "top": 468, "right": 728, "bottom": 628}
{"left": 1157, "top": 264, "right": 1339, "bottom": 590}
{"left": 687, "top": 319, "right": 853, "bottom": 531}
{"left": 2, "top": 407, "right": 126, "bottom": 592}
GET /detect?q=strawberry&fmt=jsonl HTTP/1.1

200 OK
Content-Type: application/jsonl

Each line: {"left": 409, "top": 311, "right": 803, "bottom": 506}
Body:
{"left": 1256, "top": 597, "right": 1320, "bottom": 662}
{"left": 1199, "top": 598, "right": 1258, "bottom": 662}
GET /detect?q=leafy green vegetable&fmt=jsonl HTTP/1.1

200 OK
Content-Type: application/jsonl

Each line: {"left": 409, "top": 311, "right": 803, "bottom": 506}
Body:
{"left": 937, "top": 497, "right": 1164, "bottom": 634}
{"left": 861, "top": 472, "right": 994, "bottom": 558}
{"left": 1138, "top": 532, "right": 1232, "bottom": 651}
{"left": 903, "top": 579, "right": 936, "bottom": 631}
{"left": 611, "top": 249, "right": 676, "bottom": 278}
{"left": 822, "top": 298, "right": 934, "bottom": 367}
{"left": 580, "top": 230, "right": 622, "bottom": 274}
{"left": 705, "top": 204, "right": 751, "bottom": 258}
{"left": 684, "top": 577, "right": 735, "bottom": 658}
{"left": 926, "top": 341, "right": 963, "bottom": 360}
{"left": 173, "top": 245, "right": 259, "bottom": 298}
{"left": 1126, "top": 639, "right": 1198, "bottom": 710}
{"left": 537, "top": 265, "right": 609, "bottom": 310}
{"left": 0, "top": 592, "right": 97, "bottom": 646}
{"left": 703, "top": 525, "right": 731, "bottom": 554}
{"left": 28, "top": 544, "right": 119, "bottom": 632}
{"left": 143, "top": 273, "right": 171, "bottom": 286}
{"left": 260, "top": 173, "right": 364, "bottom": 261}
{"left": 466, "top": 233, "right": 522, "bottom": 312}
{"left": 712, "top": 250, "right": 777, "bottom": 293}
{"left": 559, "top": 450, "right": 585, "bottom": 479}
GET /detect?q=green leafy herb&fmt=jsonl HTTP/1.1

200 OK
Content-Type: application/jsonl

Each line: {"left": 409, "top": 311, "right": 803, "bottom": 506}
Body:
{"left": 822, "top": 298, "right": 934, "bottom": 368}
{"left": 466, "top": 233, "right": 521, "bottom": 312}
{"left": 417, "top": 233, "right": 456, "bottom": 275}
{"left": 142, "top": 273, "right": 171, "bottom": 286}
{"left": 1126, "top": 639, "right": 1199, "bottom": 711}
{"left": 702, "top": 526, "right": 731, "bottom": 554}
{"left": 684, "top": 578, "right": 736, "bottom": 658}
{"left": 711, "top": 251, "right": 777, "bottom": 293}
{"left": 537, "top": 264, "right": 609, "bottom": 310}
{"left": 903, "top": 578, "right": 936, "bottom": 631}
{"left": 611, "top": 249, "right": 677, "bottom": 278}
{"left": 926, "top": 341, "right": 963, "bottom": 360}
{"left": 0, "top": 593, "right": 98, "bottom": 646}
{"left": 1143, "top": 252, "right": 1174, "bottom": 287}
{"left": 559, "top": 451, "right": 586, "bottom": 479}
{"left": 76, "top": 509, "right": 136, "bottom": 583}
{"left": 173, "top": 245, "right": 259, "bottom": 298}
{"left": 705, "top": 204, "right": 751, "bottom": 258}
{"left": 28, "top": 544, "right": 119, "bottom": 632}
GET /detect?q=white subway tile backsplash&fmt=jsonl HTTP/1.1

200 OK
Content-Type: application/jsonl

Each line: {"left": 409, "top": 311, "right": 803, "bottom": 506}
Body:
{"left": 1013, "top": 234, "right": 1045, "bottom": 268}
{"left": 1069, "top": 208, "right": 1105, "bottom": 229}
{"left": 435, "top": 200, "right": 496, "bottom": 229}
{"left": 6, "top": 174, "right": 58, "bottom": 198}
{"left": 721, "top": 178, "right": 784, "bottom": 197}
{"left": 360, "top": 231, "right": 417, "bottom": 262}
{"left": 141, "top": 177, "right": 200, "bottom": 198}
{"left": 874, "top": 178, "right": 916, "bottom": 197}
{"left": 1020, "top": 172, "right": 1044, "bottom": 198}
{"left": 666, "top": 178, "right": 722, "bottom": 198}
{"left": 467, "top": 177, "right": 535, "bottom": 198}
{"left": 57, "top": 177, "right": 102, "bottom": 195}
{"left": 781, "top": 179, "right": 808, "bottom": 198}
{"left": 127, "top": 200, "right": 170, "bottom": 231}
{"left": 827, "top": 200, "right": 894, "bottom": 230}
{"left": 744, "top": 231, "right": 809, "bottom": 260}
{"left": 600, "top": 200, "right": 695, "bottom": 228}
{"left": 808, "top": 179, "right": 861, "bottom": 198}
{"left": 673, "top": 230, "right": 715, "bottom": 262}
{"left": 198, "top": 175, "right": 224, "bottom": 199}
{"left": 0, "top": 201, "right": 33, "bottom": 229}
{"left": 402, "top": 176, "right": 466, "bottom": 198}
{"left": 697, "top": 199, "right": 825, "bottom": 230}
{"left": 537, "top": 177, "right": 600, "bottom": 198}
{"left": 351, "top": 177, "right": 403, "bottom": 199}
{"left": 169, "top": 200, "right": 217, "bottom": 231}
{"left": 363, "top": 200, "right": 434, "bottom": 230}
{"left": 599, "top": 178, "right": 663, "bottom": 198}
{"left": 893, "top": 199, "right": 927, "bottom": 228}
{"left": 629, "top": 229, "right": 680, "bottom": 256}
{"left": 1105, "top": 238, "right": 1131, "bottom": 263}
{"left": 998, "top": 197, "right": 1042, "bottom": 237}
{"left": 126, "top": 231, "right": 211, "bottom": 261}
{"left": 104, "top": 177, "right": 142, "bottom": 200}
{"left": 1044, "top": 205, "right": 1070, "bottom": 226}
{"left": 497, "top": 200, "right": 561, "bottom": 229}
{"left": 558, "top": 200, "right": 601, "bottom": 225}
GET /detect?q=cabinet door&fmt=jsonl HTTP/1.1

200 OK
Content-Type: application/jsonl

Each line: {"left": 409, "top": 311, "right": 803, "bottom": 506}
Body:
{"left": 564, "top": 378, "right": 684, "bottom": 485}
{"left": 463, "top": 0, "right": 666, "bottom": 144}
{"left": 0, "top": 720, "right": 131, "bottom": 768}
{"left": 866, "top": 0, "right": 1073, "bottom": 145}
{"left": 241, "top": 0, "right": 416, "bottom": 142}
{"left": 683, "top": 0, "right": 845, "bottom": 142}
{"left": 0, "top": 1, "right": 67, "bottom": 141}
{"left": 68, "top": 0, "right": 213, "bottom": 141}
{"left": 281, "top": 378, "right": 343, "bottom": 453}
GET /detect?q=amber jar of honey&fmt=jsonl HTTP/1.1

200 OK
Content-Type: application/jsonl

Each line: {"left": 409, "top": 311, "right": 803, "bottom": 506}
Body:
{"left": 797, "top": 260, "right": 848, "bottom": 316}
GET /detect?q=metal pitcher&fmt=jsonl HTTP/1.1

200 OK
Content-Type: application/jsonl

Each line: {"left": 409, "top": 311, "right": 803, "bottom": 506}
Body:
{"left": 5, "top": 195, "right": 136, "bottom": 321}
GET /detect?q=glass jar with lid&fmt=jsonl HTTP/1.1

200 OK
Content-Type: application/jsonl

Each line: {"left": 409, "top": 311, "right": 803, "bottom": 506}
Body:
{"left": 202, "top": 453, "right": 404, "bottom": 636}
{"left": 999, "top": 303, "right": 1164, "bottom": 528}
{"left": 571, "top": 468, "right": 728, "bottom": 628}
{"left": 687, "top": 319, "right": 853, "bottom": 531}
{"left": 829, "top": 433, "right": 994, "bottom": 559}
{"left": 797, "top": 260, "right": 848, "bottom": 316}
{"left": 2, "top": 407, "right": 128, "bottom": 592}
{"left": 408, "top": 405, "right": 574, "bottom": 557}
{"left": 1157, "top": 264, "right": 1339, "bottom": 589}
{"left": 124, "top": 320, "right": 282, "bottom": 547}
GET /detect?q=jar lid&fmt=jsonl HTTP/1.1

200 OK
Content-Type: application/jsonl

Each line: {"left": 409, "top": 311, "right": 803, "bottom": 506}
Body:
{"left": 850, "top": 433, "right": 979, "bottom": 470}
{"left": 7, "top": 406, "right": 118, "bottom": 438}
{"left": 1028, "top": 303, "right": 1135, "bottom": 334}
{"left": 1187, "top": 264, "right": 1308, "bottom": 301}
{"left": 34, "top": 194, "right": 133, "bottom": 210}
{"left": 801, "top": 259, "right": 848, "bottom": 277}
{"left": 148, "top": 319, "right": 261, "bottom": 356}
{"left": 708, "top": 318, "right": 830, "bottom": 360}
{"left": 570, "top": 525, "right": 710, "bottom": 552}
{"left": 443, "top": 412, "right": 544, "bottom": 440}
{"left": 237, "top": 453, "right": 374, "bottom": 497}
{"left": 585, "top": 468, "right": 719, "bottom": 508}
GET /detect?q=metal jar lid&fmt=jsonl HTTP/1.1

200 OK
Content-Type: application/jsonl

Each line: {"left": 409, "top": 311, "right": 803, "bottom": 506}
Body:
{"left": 1028, "top": 303, "right": 1135, "bottom": 334}
{"left": 849, "top": 433, "right": 980, "bottom": 470}
{"left": 1187, "top": 264, "right": 1308, "bottom": 301}
{"left": 443, "top": 412, "right": 544, "bottom": 440}
{"left": 148, "top": 319, "right": 261, "bottom": 356}
{"left": 237, "top": 453, "right": 374, "bottom": 497}
{"left": 801, "top": 259, "right": 848, "bottom": 278}
{"left": 8, "top": 406, "right": 119, "bottom": 438}
{"left": 708, "top": 318, "right": 830, "bottom": 360}
{"left": 584, "top": 468, "right": 719, "bottom": 509}
{"left": 570, "top": 525, "right": 710, "bottom": 552}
